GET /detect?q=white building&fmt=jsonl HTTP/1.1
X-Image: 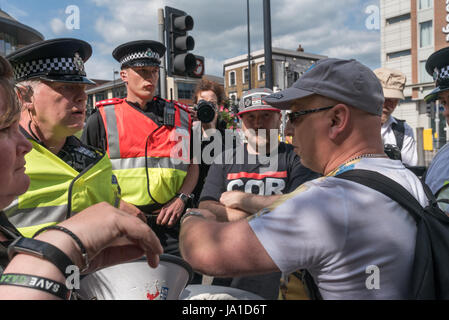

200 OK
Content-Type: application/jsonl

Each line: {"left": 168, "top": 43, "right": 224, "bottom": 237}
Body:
{"left": 380, "top": 0, "right": 448, "bottom": 155}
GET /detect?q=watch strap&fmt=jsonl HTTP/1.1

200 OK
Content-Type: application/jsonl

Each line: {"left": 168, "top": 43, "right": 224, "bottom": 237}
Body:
{"left": 8, "top": 237, "right": 74, "bottom": 277}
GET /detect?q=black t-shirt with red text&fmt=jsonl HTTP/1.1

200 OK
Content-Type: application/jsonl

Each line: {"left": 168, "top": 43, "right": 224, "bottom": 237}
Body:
{"left": 199, "top": 142, "right": 320, "bottom": 202}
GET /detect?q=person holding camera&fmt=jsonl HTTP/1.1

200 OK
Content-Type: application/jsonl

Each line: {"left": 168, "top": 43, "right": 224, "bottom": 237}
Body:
{"left": 189, "top": 79, "right": 228, "bottom": 207}
{"left": 373, "top": 68, "right": 418, "bottom": 166}
{"left": 82, "top": 40, "right": 199, "bottom": 257}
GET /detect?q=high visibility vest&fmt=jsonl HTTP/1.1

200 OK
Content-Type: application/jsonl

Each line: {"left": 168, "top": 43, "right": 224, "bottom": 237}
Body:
{"left": 5, "top": 140, "right": 121, "bottom": 238}
{"left": 97, "top": 98, "right": 191, "bottom": 207}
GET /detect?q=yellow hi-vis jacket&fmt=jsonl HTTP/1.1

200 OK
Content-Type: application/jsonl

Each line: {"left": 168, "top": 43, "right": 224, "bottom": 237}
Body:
{"left": 5, "top": 139, "right": 121, "bottom": 238}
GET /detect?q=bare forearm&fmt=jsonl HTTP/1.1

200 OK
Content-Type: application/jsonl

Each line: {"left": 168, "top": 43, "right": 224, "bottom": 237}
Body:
{"left": 0, "top": 230, "right": 81, "bottom": 300}
{"left": 199, "top": 200, "right": 250, "bottom": 222}
{"left": 240, "top": 194, "right": 282, "bottom": 214}
{"left": 179, "top": 164, "right": 199, "bottom": 195}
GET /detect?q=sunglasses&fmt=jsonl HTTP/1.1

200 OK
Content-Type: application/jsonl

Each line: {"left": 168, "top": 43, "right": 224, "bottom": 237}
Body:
{"left": 288, "top": 105, "right": 335, "bottom": 124}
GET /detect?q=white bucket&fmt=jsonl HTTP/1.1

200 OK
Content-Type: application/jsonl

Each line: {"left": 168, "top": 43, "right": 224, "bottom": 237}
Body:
{"left": 180, "top": 285, "right": 265, "bottom": 300}
{"left": 77, "top": 255, "right": 193, "bottom": 300}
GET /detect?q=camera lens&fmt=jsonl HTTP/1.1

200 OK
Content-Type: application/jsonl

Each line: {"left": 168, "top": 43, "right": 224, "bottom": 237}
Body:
{"left": 196, "top": 100, "right": 216, "bottom": 123}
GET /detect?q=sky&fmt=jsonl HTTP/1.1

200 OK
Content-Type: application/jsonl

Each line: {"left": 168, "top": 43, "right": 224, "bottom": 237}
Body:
{"left": 0, "top": 0, "right": 381, "bottom": 80}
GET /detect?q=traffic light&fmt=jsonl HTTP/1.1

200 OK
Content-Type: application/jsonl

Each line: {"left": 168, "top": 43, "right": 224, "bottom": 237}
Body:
{"left": 165, "top": 6, "right": 197, "bottom": 77}
{"left": 188, "top": 55, "right": 205, "bottom": 78}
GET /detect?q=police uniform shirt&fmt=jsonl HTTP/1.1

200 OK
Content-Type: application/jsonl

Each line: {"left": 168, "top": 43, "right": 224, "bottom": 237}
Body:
{"left": 81, "top": 97, "right": 194, "bottom": 157}
{"left": 21, "top": 127, "right": 102, "bottom": 172}
{"left": 381, "top": 116, "right": 418, "bottom": 167}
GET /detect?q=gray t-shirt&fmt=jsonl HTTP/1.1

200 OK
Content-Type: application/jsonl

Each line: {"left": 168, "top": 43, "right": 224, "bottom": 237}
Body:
{"left": 249, "top": 157, "right": 427, "bottom": 299}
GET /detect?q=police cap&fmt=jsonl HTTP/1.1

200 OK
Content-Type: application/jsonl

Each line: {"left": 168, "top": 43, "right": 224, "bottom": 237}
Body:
{"left": 112, "top": 40, "right": 166, "bottom": 69}
{"left": 425, "top": 46, "right": 449, "bottom": 102}
{"left": 6, "top": 38, "right": 95, "bottom": 85}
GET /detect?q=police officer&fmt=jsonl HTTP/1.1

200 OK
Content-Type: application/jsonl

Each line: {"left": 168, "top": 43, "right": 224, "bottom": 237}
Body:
{"left": 4, "top": 38, "right": 142, "bottom": 238}
{"left": 82, "top": 40, "right": 199, "bottom": 256}
{"left": 424, "top": 46, "right": 449, "bottom": 212}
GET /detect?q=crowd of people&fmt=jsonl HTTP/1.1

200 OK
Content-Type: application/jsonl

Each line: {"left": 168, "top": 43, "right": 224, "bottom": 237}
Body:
{"left": 0, "top": 35, "right": 448, "bottom": 300}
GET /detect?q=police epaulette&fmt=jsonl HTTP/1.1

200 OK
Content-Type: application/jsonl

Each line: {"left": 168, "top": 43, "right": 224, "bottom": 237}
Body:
{"left": 95, "top": 98, "right": 123, "bottom": 108}
{"left": 155, "top": 96, "right": 190, "bottom": 113}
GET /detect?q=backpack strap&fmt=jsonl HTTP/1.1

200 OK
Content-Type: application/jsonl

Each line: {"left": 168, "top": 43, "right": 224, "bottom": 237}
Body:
{"left": 336, "top": 169, "right": 423, "bottom": 223}
{"left": 391, "top": 118, "right": 405, "bottom": 150}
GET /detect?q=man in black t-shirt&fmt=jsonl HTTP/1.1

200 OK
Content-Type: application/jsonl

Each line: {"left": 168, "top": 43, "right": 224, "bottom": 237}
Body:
{"left": 199, "top": 89, "right": 319, "bottom": 222}
{"left": 198, "top": 88, "right": 319, "bottom": 299}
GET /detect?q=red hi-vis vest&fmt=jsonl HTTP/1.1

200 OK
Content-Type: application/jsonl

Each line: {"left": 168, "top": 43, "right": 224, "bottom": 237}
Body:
{"left": 97, "top": 98, "right": 191, "bottom": 207}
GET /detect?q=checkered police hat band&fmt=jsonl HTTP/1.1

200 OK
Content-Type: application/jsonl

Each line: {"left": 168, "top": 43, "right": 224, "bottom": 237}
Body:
{"left": 120, "top": 50, "right": 161, "bottom": 66}
{"left": 436, "top": 66, "right": 449, "bottom": 82}
{"left": 13, "top": 57, "right": 86, "bottom": 81}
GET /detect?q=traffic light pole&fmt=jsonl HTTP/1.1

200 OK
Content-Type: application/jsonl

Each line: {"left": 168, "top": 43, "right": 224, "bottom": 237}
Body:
{"left": 263, "top": 0, "right": 273, "bottom": 90}
{"left": 158, "top": 8, "right": 167, "bottom": 99}
{"left": 247, "top": 0, "right": 252, "bottom": 90}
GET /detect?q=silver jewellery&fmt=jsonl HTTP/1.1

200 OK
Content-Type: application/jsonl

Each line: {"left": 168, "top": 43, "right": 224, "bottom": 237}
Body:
{"left": 180, "top": 211, "right": 205, "bottom": 224}
{"left": 343, "top": 153, "right": 388, "bottom": 166}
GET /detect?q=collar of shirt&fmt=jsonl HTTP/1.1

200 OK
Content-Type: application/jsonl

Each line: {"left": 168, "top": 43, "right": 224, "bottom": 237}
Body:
{"left": 382, "top": 116, "right": 397, "bottom": 129}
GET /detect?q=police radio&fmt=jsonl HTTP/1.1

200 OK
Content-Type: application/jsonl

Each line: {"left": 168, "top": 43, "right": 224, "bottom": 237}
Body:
{"left": 163, "top": 89, "right": 176, "bottom": 127}
{"left": 163, "top": 102, "right": 176, "bottom": 127}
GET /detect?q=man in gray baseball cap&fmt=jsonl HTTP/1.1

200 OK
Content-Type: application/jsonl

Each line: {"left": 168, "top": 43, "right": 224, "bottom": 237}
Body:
{"left": 180, "top": 58, "right": 427, "bottom": 300}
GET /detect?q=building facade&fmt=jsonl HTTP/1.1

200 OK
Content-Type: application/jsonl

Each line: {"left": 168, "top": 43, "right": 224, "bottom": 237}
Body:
{"left": 223, "top": 47, "right": 326, "bottom": 104}
{"left": 380, "top": 0, "right": 448, "bottom": 154}
{"left": 0, "top": 9, "right": 43, "bottom": 56}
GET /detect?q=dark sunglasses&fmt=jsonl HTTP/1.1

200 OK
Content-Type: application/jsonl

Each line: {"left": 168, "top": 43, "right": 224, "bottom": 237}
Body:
{"left": 288, "top": 105, "right": 335, "bottom": 124}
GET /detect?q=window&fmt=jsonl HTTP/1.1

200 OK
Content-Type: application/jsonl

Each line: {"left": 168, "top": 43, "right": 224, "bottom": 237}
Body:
{"left": 113, "top": 86, "right": 127, "bottom": 98}
{"left": 387, "top": 49, "right": 411, "bottom": 60}
{"left": 229, "top": 93, "right": 237, "bottom": 104}
{"left": 258, "top": 64, "right": 265, "bottom": 81}
{"left": 229, "top": 71, "right": 236, "bottom": 87}
{"left": 243, "top": 68, "right": 249, "bottom": 84}
{"left": 95, "top": 92, "right": 106, "bottom": 102}
{"left": 177, "top": 82, "right": 196, "bottom": 100}
{"left": 418, "top": 0, "right": 432, "bottom": 10}
{"left": 386, "top": 13, "right": 411, "bottom": 25}
{"left": 419, "top": 21, "right": 433, "bottom": 48}
{"left": 420, "top": 60, "right": 433, "bottom": 83}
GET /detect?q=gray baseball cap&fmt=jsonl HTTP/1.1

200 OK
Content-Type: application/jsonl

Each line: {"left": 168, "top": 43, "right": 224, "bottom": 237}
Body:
{"left": 264, "top": 58, "right": 384, "bottom": 116}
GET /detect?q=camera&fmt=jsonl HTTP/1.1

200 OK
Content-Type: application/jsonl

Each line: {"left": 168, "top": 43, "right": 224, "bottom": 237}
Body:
{"left": 194, "top": 100, "right": 216, "bottom": 124}
{"left": 384, "top": 144, "right": 402, "bottom": 161}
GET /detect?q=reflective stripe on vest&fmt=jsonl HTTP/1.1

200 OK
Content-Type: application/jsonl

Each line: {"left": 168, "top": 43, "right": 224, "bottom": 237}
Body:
{"left": 4, "top": 140, "right": 121, "bottom": 238}
{"left": 99, "top": 99, "right": 191, "bottom": 206}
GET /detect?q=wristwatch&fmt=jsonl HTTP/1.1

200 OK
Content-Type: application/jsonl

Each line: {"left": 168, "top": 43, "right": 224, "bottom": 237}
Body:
{"left": 8, "top": 237, "right": 74, "bottom": 277}
{"left": 177, "top": 193, "right": 194, "bottom": 204}
{"left": 180, "top": 211, "right": 206, "bottom": 224}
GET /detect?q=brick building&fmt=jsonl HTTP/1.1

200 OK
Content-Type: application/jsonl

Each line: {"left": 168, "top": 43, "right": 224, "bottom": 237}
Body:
{"left": 223, "top": 46, "right": 326, "bottom": 104}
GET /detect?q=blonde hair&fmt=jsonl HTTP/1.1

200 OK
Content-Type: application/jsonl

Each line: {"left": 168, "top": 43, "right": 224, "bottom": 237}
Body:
{"left": 0, "top": 55, "right": 21, "bottom": 127}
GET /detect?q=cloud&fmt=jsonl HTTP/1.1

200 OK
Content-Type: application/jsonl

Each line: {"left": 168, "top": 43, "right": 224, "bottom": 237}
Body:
{"left": 50, "top": 18, "right": 67, "bottom": 35}
{"left": 87, "top": 0, "right": 380, "bottom": 77}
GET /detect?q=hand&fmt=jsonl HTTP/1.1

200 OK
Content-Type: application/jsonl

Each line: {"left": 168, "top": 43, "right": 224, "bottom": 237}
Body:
{"left": 220, "top": 191, "right": 248, "bottom": 210}
{"left": 156, "top": 198, "right": 185, "bottom": 227}
{"left": 45, "top": 202, "right": 163, "bottom": 273}
{"left": 188, "top": 106, "right": 198, "bottom": 122}
{"left": 119, "top": 200, "right": 147, "bottom": 223}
